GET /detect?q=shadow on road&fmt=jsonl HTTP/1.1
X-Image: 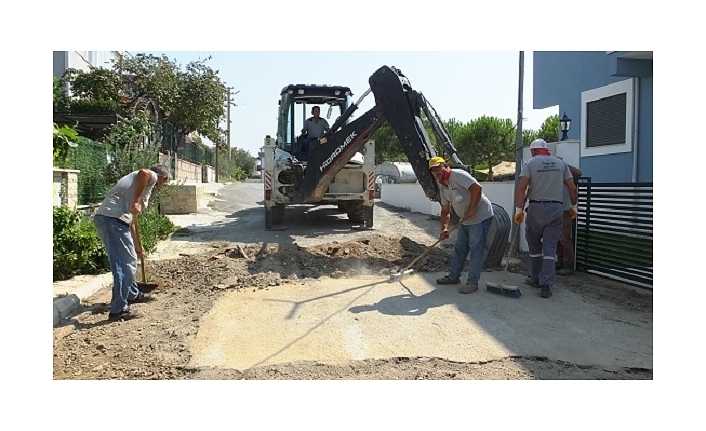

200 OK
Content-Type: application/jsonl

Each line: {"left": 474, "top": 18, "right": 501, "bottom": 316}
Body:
{"left": 168, "top": 182, "right": 443, "bottom": 249}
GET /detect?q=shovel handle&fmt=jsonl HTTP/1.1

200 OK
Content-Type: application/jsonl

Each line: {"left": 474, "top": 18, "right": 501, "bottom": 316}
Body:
{"left": 402, "top": 222, "right": 462, "bottom": 272}
{"left": 134, "top": 220, "right": 147, "bottom": 283}
{"left": 140, "top": 255, "right": 147, "bottom": 283}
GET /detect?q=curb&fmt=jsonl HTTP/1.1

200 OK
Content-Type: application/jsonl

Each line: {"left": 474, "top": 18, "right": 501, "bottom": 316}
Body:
{"left": 53, "top": 273, "right": 113, "bottom": 327}
{"left": 53, "top": 294, "right": 80, "bottom": 327}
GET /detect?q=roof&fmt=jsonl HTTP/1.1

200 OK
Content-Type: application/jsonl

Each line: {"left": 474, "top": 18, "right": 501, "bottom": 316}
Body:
{"left": 53, "top": 113, "right": 123, "bottom": 140}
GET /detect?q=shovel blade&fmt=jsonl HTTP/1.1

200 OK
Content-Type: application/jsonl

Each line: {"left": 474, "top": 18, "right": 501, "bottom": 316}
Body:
{"left": 137, "top": 282, "right": 159, "bottom": 292}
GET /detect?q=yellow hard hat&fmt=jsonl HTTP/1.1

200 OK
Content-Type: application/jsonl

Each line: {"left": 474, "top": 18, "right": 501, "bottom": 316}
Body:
{"left": 428, "top": 156, "right": 446, "bottom": 169}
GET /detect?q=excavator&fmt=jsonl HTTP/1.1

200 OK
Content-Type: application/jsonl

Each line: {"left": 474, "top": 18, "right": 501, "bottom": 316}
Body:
{"left": 262, "top": 65, "right": 474, "bottom": 230}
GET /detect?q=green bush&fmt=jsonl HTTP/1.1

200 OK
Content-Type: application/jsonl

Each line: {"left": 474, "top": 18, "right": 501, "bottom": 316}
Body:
{"left": 218, "top": 148, "right": 255, "bottom": 181}
{"left": 53, "top": 123, "right": 79, "bottom": 168}
{"left": 53, "top": 206, "right": 109, "bottom": 281}
{"left": 138, "top": 207, "right": 178, "bottom": 254}
{"left": 64, "top": 138, "right": 112, "bottom": 205}
{"left": 53, "top": 204, "right": 178, "bottom": 281}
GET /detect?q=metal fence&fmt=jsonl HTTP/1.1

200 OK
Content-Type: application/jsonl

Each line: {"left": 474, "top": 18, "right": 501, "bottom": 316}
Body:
{"left": 158, "top": 120, "right": 214, "bottom": 167}
{"left": 575, "top": 178, "right": 653, "bottom": 289}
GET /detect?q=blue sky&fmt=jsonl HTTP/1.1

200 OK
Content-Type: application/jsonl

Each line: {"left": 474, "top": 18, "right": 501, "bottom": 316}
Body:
{"left": 138, "top": 51, "right": 556, "bottom": 157}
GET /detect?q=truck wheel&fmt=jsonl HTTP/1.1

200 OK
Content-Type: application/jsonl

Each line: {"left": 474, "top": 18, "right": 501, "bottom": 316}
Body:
{"left": 265, "top": 206, "right": 273, "bottom": 229}
{"left": 347, "top": 202, "right": 365, "bottom": 223}
{"left": 274, "top": 203, "right": 285, "bottom": 224}
{"left": 364, "top": 205, "right": 374, "bottom": 228}
{"left": 266, "top": 204, "right": 285, "bottom": 229}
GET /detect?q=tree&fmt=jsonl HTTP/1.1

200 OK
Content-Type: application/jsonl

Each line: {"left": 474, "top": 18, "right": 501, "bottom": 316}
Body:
{"left": 536, "top": 114, "right": 560, "bottom": 143}
{"left": 53, "top": 77, "right": 70, "bottom": 113}
{"left": 219, "top": 148, "right": 255, "bottom": 181}
{"left": 520, "top": 114, "right": 560, "bottom": 145}
{"left": 57, "top": 67, "right": 123, "bottom": 116}
{"left": 117, "top": 53, "right": 228, "bottom": 148}
{"left": 463, "top": 116, "right": 515, "bottom": 178}
{"left": 66, "top": 67, "right": 122, "bottom": 103}
{"left": 104, "top": 111, "right": 160, "bottom": 184}
{"left": 53, "top": 123, "right": 79, "bottom": 167}
{"left": 371, "top": 123, "right": 405, "bottom": 165}
{"left": 371, "top": 113, "right": 455, "bottom": 165}
{"left": 445, "top": 119, "right": 475, "bottom": 167}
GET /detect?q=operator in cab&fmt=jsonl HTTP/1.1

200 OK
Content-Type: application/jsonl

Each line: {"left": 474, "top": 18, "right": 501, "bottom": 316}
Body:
{"left": 301, "top": 106, "right": 330, "bottom": 153}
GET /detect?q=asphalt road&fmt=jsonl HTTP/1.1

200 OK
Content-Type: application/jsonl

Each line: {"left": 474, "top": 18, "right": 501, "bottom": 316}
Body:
{"left": 166, "top": 181, "right": 441, "bottom": 249}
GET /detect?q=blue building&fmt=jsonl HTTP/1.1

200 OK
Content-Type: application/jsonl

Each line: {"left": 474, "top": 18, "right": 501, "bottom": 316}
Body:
{"left": 532, "top": 51, "right": 653, "bottom": 183}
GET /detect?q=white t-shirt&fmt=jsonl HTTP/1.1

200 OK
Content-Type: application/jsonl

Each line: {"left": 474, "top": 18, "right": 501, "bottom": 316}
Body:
{"left": 95, "top": 170, "right": 158, "bottom": 225}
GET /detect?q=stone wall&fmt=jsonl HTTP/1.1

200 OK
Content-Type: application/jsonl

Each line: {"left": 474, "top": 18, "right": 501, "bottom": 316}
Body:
{"left": 174, "top": 158, "right": 202, "bottom": 183}
{"left": 53, "top": 169, "right": 79, "bottom": 209}
{"left": 159, "top": 184, "right": 204, "bottom": 215}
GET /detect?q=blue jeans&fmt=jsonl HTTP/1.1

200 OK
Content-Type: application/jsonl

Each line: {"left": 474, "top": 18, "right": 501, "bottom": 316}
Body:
{"left": 448, "top": 217, "right": 492, "bottom": 286}
{"left": 93, "top": 214, "right": 140, "bottom": 314}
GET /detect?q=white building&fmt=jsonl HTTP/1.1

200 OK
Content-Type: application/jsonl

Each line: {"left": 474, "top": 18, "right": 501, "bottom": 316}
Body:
{"left": 53, "top": 51, "right": 118, "bottom": 96}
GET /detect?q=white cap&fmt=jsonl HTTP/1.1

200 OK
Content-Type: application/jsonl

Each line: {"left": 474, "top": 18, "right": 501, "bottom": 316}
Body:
{"left": 529, "top": 139, "right": 548, "bottom": 149}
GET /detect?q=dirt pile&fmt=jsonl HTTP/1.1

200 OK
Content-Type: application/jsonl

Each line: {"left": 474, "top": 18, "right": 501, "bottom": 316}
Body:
{"left": 53, "top": 234, "right": 452, "bottom": 380}
{"left": 53, "top": 232, "right": 652, "bottom": 380}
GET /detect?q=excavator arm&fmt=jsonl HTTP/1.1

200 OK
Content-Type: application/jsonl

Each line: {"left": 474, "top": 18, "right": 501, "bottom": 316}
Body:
{"left": 293, "top": 65, "right": 466, "bottom": 203}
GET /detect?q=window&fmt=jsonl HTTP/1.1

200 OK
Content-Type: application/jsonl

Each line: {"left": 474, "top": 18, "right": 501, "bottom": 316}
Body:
{"left": 581, "top": 78, "right": 634, "bottom": 157}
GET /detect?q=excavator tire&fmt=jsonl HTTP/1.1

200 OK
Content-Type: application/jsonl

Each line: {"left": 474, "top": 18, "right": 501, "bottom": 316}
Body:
{"left": 265, "top": 206, "right": 273, "bottom": 229}
{"left": 265, "top": 203, "right": 285, "bottom": 229}
{"left": 345, "top": 201, "right": 366, "bottom": 224}
{"left": 273, "top": 203, "right": 285, "bottom": 224}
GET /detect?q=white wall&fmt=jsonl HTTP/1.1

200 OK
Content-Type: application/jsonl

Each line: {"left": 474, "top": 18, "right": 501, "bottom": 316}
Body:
{"left": 380, "top": 183, "right": 440, "bottom": 215}
{"left": 68, "top": 51, "right": 115, "bottom": 72}
{"left": 55, "top": 51, "right": 117, "bottom": 96}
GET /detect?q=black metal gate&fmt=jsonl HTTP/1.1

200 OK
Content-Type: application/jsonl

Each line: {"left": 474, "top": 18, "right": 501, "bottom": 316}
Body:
{"left": 575, "top": 178, "right": 653, "bottom": 289}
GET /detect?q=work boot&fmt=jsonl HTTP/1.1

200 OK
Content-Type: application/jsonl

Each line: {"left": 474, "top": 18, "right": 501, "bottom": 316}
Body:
{"left": 458, "top": 284, "right": 478, "bottom": 294}
{"left": 107, "top": 308, "right": 141, "bottom": 321}
{"left": 556, "top": 267, "right": 575, "bottom": 276}
{"left": 128, "top": 292, "right": 156, "bottom": 304}
{"left": 436, "top": 274, "right": 460, "bottom": 285}
{"left": 540, "top": 285, "right": 553, "bottom": 298}
{"left": 524, "top": 276, "right": 540, "bottom": 288}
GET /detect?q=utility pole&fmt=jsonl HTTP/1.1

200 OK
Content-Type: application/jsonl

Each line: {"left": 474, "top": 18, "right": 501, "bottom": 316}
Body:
{"left": 216, "top": 86, "right": 236, "bottom": 183}
{"left": 225, "top": 86, "right": 240, "bottom": 162}
{"left": 510, "top": 51, "right": 525, "bottom": 256}
{"left": 227, "top": 86, "right": 232, "bottom": 155}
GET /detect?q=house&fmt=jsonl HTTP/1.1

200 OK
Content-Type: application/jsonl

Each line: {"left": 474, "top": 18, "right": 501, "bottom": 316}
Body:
{"left": 532, "top": 51, "right": 653, "bottom": 183}
{"left": 53, "top": 51, "right": 117, "bottom": 91}
{"left": 532, "top": 51, "right": 653, "bottom": 289}
{"left": 53, "top": 51, "right": 122, "bottom": 140}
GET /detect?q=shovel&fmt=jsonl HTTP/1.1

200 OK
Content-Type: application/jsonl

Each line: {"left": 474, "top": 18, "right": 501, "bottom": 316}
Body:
{"left": 389, "top": 222, "right": 462, "bottom": 282}
{"left": 137, "top": 255, "right": 159, "bottom": 292}
{"left": 134, "top": 221, "right": 159, "bottom": 292}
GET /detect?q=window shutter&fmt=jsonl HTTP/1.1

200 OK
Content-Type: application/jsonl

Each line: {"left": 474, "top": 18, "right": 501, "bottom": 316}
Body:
{"left": 586, "top": 93, "right": 627, "bottom": 147}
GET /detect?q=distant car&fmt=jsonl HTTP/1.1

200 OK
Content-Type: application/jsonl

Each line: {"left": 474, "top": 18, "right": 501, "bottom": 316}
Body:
{"left": 250, "top": 171, "right": 262, "bottom": 179}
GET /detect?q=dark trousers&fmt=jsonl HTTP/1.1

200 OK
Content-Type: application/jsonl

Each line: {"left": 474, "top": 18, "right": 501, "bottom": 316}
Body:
{"left": 556, "top": 210, "right": 575, "bottom": 268}
{"left": 525, "top": 202, "right": 563, "bottom": 287}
